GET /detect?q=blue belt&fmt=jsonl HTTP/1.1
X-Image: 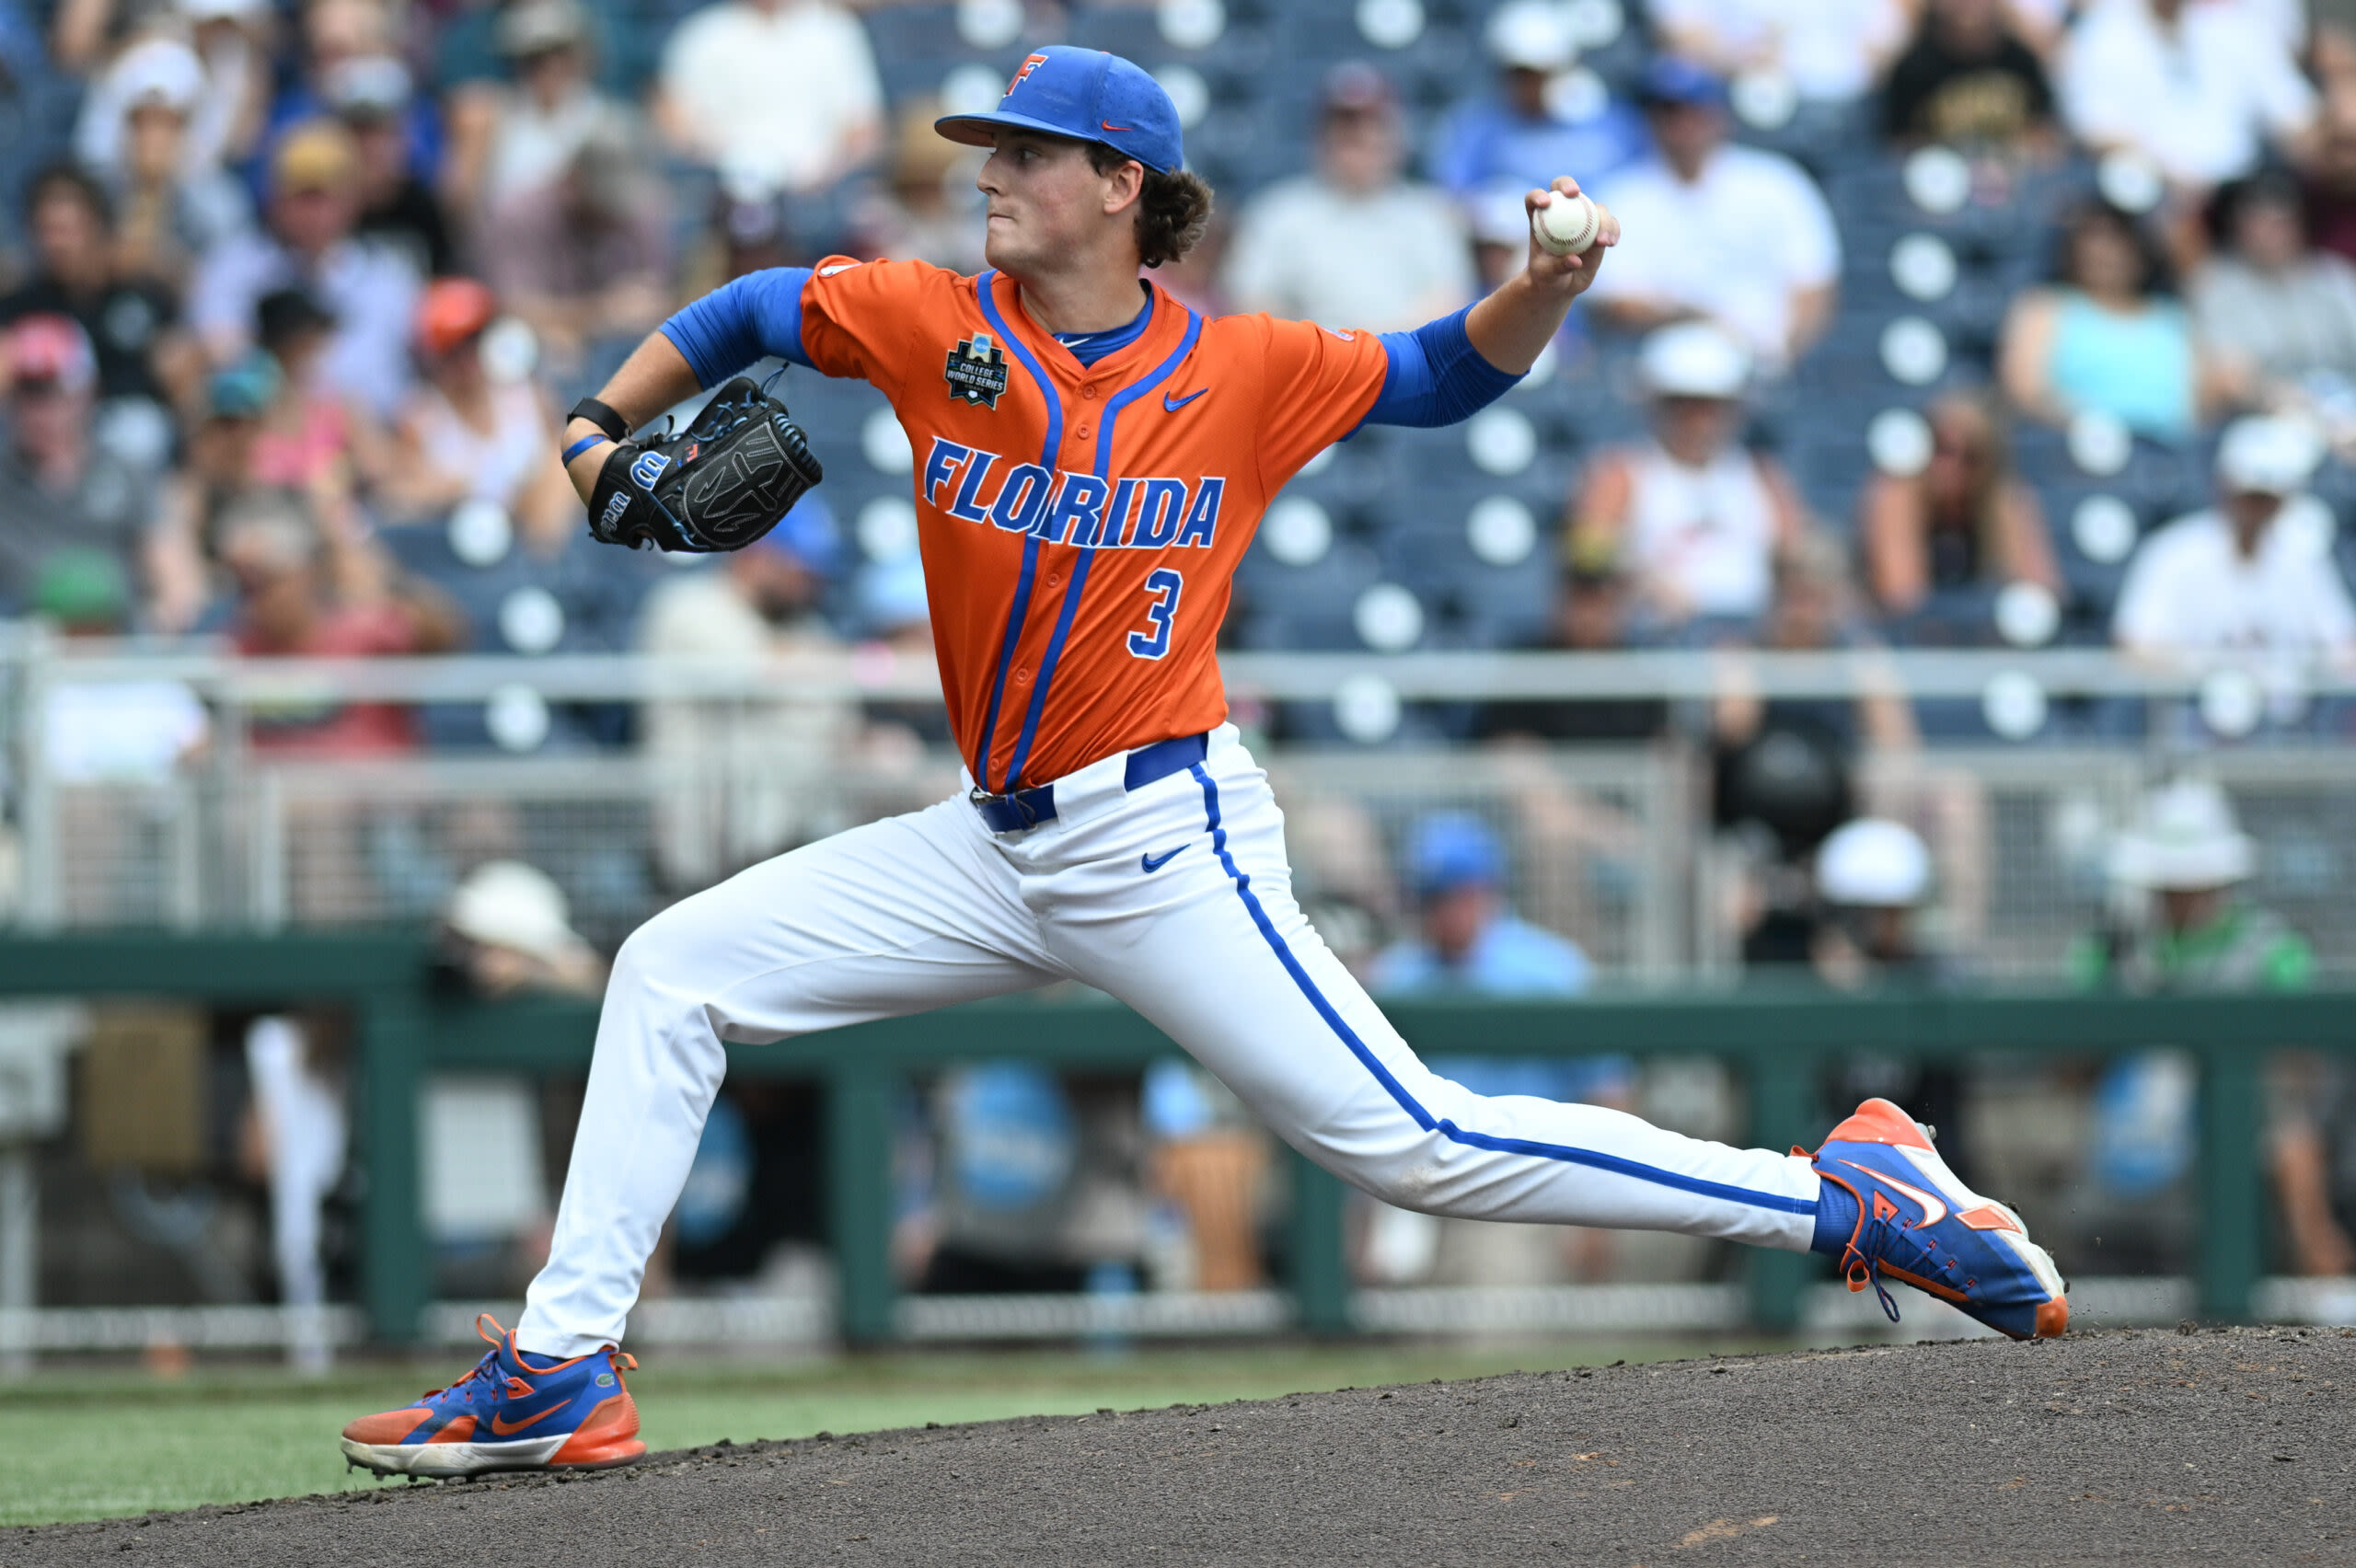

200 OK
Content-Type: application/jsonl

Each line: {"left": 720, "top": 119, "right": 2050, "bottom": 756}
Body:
{"left": 969, "top": 731, "right": 1210, "bottom": 834}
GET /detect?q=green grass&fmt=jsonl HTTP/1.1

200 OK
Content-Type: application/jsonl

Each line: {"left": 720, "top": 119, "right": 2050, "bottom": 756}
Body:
{"left": 0, "top": 1337, "right": 1766, "bottom": 1528}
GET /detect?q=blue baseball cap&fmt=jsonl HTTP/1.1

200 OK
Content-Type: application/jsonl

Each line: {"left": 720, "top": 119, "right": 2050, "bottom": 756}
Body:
{"left": 935, "top": 45, "right": 1184, "bottom": 174}
{"left": 1638, "top": 54, "right": 1729, "bottom": 110}
{"left": 1405, "top": 813, "right": 1507, "bottom": 900}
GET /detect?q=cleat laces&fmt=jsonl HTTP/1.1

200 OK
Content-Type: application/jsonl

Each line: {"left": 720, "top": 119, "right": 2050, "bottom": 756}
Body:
{"left": 1820, "top": 1169, "right": 1971, "bottom": 1326}
{"left": 414, "top": 1314, "right": 517, "bottom": 1405}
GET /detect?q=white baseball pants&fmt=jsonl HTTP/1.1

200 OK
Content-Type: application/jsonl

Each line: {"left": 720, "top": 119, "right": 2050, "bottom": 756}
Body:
{"left": 519, "top": 725, "right": 1821, "bottom": 1355}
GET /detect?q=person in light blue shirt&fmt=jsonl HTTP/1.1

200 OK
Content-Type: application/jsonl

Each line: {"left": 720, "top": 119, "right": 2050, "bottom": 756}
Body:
{"left": 1372, "top": 812, "right": 1630, "bottom": 1109}
{"left": 1429, "top": 1, "right": 1647, "bottom": 209}
{"left": 1368, "top": 812, "right": 1632, "bottom": 1285}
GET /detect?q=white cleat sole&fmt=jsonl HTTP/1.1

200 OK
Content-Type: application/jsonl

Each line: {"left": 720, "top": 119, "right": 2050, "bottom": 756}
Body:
{"left": 341, "top": 1435, "right": 571, "bottom": 1478}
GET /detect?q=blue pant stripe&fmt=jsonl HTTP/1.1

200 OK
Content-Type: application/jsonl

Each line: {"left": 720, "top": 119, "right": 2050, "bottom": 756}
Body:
{"left": 1188, "top": 764, "right": 1815, "bottom": 1218}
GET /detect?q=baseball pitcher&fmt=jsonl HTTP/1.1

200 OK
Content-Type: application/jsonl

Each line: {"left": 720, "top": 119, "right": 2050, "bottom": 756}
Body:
{"left": 341, "top": 47, "right": 2065, "bottom": 1480}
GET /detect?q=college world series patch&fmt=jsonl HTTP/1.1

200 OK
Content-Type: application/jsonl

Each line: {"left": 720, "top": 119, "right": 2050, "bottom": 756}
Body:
{"left": 945, "top": 332, "right": 1011, "bottom": 409}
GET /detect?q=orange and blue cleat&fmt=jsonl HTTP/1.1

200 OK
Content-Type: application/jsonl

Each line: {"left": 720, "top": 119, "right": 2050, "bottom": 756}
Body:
{"left": 340, "top": 1315, "right": 646, "bottom": 1479}
{"left": 1810, "top": 1098, "right": 2069, "bottom": 1341}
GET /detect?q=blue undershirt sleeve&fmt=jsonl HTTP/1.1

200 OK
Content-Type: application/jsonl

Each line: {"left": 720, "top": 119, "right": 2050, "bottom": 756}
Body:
{"left": 657, "top": 266, "right": 815, "bottom": 387}
{"left": 1358, "top": 304, "right": 1525, "bottom": 431}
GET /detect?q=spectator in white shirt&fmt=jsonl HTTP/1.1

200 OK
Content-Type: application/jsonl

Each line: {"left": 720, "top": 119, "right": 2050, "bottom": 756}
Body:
{"left": 2113, "top": 415, "right": 2356, "bottom": 656}
{"left": 2058, "top": 0, "right": 2319, "bottom": 191}
{"left": 1650, "top": 0, "right": 1913, "bottom": 106}
{"left": 653, "top": 0, "right": 882, "bottom": 198}
{"left": 1586, "top": 57, "right": 1841, "bottom": 373}
{"left": 1567, "top": 322, "right": 1806, "bottom": 628}
{"left": 1221, "top": 63, "right": 1476, "bottom": 333}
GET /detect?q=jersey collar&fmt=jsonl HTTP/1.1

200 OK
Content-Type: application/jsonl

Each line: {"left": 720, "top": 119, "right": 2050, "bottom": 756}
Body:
{"left": 986, "top": 271, "right": 1184, "bottom": 383}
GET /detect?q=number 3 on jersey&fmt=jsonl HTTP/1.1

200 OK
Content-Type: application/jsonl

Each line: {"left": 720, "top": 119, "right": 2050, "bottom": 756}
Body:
{"left": 1127, "top": 569, "right": 1183, "bottom": 660}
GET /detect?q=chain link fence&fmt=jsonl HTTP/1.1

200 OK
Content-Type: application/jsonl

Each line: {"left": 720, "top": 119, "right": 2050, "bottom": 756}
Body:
{"left": 12, "top": 639, "right": 2356, "bottom": 981}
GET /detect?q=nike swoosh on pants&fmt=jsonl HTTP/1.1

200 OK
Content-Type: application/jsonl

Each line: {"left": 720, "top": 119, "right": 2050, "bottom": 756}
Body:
{"left": 1141, "top": 845, "right": 1190, "bottom": 873}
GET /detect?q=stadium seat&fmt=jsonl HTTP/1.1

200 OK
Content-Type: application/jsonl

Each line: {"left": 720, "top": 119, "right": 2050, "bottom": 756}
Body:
{"left": 1235, "top": 537, "right": 1385, "bottom": 629}
{"left": 1377, "top": 528, "right": 1553, "bottom": 647}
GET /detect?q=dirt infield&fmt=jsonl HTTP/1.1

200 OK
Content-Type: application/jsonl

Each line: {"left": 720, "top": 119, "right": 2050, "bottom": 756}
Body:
{"left": 9, "top": 1326, "right": 2353, "bottom": 1566}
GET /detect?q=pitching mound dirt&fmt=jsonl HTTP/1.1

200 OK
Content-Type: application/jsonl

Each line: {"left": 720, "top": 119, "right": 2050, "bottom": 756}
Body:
{"left": 10, "top": 1326, "right": 2354, "bottom": 1565}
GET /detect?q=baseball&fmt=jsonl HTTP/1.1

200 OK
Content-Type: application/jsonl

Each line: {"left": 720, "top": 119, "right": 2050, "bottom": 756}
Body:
{"left": 1532, "top": 190, "right": 1600, "bottom": 257}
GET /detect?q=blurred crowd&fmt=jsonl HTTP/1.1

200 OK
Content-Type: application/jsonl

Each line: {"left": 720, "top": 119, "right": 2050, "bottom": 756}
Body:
{"left": 1, "top": 0, "right": 2353, "bottom": 722}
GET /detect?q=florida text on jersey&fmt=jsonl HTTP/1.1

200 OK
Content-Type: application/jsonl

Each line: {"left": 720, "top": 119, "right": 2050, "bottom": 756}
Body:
{"left": 794, "top": 257, "right": 1392, "bottom": 791}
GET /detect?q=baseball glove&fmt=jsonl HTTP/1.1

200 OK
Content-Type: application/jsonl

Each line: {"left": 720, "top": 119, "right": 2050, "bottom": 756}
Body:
{"left": 585, "top": 377, "right": 825, "bottom": 553}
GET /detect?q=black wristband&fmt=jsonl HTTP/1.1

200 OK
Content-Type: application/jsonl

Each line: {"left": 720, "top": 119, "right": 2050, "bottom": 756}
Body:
{"left": 566, "top": 397, "right": 630, "bottom": 444}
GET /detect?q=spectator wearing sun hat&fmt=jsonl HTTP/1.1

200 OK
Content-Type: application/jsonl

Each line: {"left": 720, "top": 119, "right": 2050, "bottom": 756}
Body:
{"left": 2113, "top": 415, "right": 2356, "bottom": 661}
{"left": 0, "top": 316, "right": 156, "bottom": 614}
{"left": 444, "top": 859, "right": 606, "bottom": 997}
{"left": 1586, "top": 57, "right": 1841, "bottom": 372}
{"left": 2067, "top": 777, "right": 2314, "bottom": 1267}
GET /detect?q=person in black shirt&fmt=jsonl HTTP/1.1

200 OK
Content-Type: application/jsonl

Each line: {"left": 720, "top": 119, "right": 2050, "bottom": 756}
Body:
{"left": 1475, "top": 564, "right": 1669, "bottom": 744}
{"left": 1880, "top": 0, "right": 2059, "bottom": 153}
{"left": 328, "top": 55, "right": 459, "bottom": 278}
{"left": 0, "top": 164, "right": 198, "bottom": 410}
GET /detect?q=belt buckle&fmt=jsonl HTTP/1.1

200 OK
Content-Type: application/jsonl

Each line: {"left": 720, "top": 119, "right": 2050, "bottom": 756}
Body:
{"left": 969, "top": 784, "right": 1045, "bottom": 830}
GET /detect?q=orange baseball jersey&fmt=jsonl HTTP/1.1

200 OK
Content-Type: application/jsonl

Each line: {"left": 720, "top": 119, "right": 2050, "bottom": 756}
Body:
{"left": 794, "top": 258, "right": 1390, "bottom": 792}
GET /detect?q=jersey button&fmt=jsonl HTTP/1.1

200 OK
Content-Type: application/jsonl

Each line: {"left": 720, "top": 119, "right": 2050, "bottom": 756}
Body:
{"left": 1074, "top": 425, "right": 1092, "bottom": 440}
{"left": 1014, "top": 668, "right": 1033, "bottom": 686}
{"left": 1045, "top": 571, "right": 1062, "bottom": 588}
{"left": 1081, "top": 386, "right": 1098, "bottom": 399}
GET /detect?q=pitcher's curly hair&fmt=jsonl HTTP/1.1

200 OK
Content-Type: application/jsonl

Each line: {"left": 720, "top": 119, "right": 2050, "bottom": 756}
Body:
{"left": 1088, "top": 143, "right": 1214, "bottom": 269}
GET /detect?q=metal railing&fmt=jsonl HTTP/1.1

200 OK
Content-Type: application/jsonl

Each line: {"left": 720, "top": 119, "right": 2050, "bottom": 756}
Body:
{"left": 0, "top": 931, "right": 2347, "bottom": 1349}
{"left": 13, "top": 639, "right": 2356, "bottom": 979}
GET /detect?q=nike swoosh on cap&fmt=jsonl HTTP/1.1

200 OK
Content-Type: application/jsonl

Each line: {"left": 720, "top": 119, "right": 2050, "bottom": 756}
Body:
{"left": 1141, "top": 845, "right": 1190, "bottom": 873}
{"left": 1102, "top": 121, "right": 1135, "bottom": 131}
{"left": 1162, "top": 387, "right": 1207, "bottom": 411}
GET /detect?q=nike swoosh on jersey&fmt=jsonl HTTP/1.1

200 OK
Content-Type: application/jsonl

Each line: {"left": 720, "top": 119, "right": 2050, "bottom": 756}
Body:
{"left": 1839, "top": 1160, "right": 1948, "bottom": 1227}
{"left": 488, "top": 1398, "right": 574, "bottom": 1436}
{"left": 1162, "top": 387, "right": 1207, "bottom": 411}
{"left": 1141, "top": 845, "right": 1190, "bottom": 873}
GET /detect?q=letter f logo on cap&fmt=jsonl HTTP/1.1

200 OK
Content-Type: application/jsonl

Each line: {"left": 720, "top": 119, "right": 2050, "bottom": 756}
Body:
{"left": 1006, "top": 52, "right": 1048, "bottom": 96}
